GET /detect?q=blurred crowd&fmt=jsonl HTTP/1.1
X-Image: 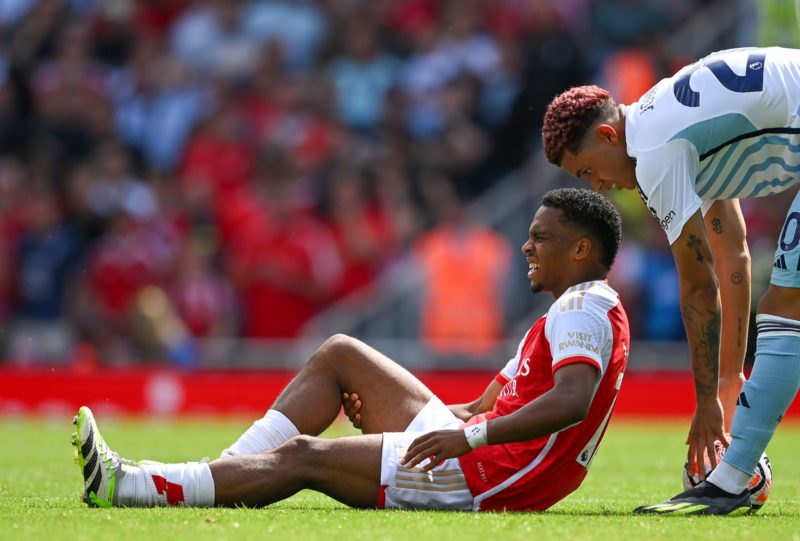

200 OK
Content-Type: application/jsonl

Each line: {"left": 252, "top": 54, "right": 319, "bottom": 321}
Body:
{"left": 0, "top": 0, "right": 774, "bottom": 367}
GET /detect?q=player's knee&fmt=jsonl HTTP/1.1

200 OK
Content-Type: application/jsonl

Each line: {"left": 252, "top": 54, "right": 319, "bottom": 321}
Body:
{"left": 323, "top": 333, "right": 359, "bottom": 352}
{"left": 308, "top": 334, "right": 360, "bottom": 369}
{"left": 279, "top": 435, "right": 329, "bottom": 479}
{"left": 284, "top": 434, "right": 316, "bottom": 453}
{"left": 756, "top": 287, "right": 780, "bottom": 312}
{"left": 278, "top": 435, "right": 315, "bottom": 463}
{"left": 756, "top": 286, "right": 800, "bottom": 318}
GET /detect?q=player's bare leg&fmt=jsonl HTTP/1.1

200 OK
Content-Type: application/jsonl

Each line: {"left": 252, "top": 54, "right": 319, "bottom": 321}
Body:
{"left": 73, "top": 405, "right": 382, "bottom": 509}
{"left": 272, "top": 334, "right": 434, "bottom": 435}
{"left": 757, "top": 284, "right": 800, "bottom": 321}
{"left": 222, "top": 334, "right": 436, "bottom": 457}
{"left": 211, "top": 435, "right": 383, "bottom": 508}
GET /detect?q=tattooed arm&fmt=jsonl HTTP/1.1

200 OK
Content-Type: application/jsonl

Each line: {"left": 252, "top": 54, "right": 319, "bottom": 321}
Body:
{"left": 703, "top": 200, "right": 751, "bottom": 433}
{"left": 671, "top": 210, "right": 727, "bottom": 477}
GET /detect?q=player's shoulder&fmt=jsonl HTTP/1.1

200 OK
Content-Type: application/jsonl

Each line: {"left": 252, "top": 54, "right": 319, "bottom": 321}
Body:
{"left": 549, "top": 281, "right": 619, "bottom": 315}
{"left": 627, "top": 47, "right": 786, "bottom": 149}
{"left": 695, "top": 45, "right": 799, "bottom": 68}
{"left": 625, "top": 89, "right": 693, "bottom": 172}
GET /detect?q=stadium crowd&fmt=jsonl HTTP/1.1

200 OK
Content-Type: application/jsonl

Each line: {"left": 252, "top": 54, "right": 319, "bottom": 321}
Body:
{"left": 0, "top": 0, "right": 772, "bottom": 366}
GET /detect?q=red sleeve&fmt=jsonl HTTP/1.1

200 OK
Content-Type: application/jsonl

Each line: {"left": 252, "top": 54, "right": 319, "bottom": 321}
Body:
{"left": 494, "top": 372, "right": 511, "bottom": 385}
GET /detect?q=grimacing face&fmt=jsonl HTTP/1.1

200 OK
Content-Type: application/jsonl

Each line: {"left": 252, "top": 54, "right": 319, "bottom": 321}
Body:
{"left": 521, "top": 206, "right": 581, "bottom": 296}
{"left": 559, "top": 126, "right": 637, "bottom": 192}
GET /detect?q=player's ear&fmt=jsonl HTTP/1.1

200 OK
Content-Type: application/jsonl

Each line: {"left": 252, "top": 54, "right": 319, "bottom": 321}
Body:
{"left": 596, "top": 124, "right": 618, "bottom": 144}
{"left": 573, "top": 237, "right": 591, "bottom": 261}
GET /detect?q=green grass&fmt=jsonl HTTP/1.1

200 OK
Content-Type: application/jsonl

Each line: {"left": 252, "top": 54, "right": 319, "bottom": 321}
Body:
{"left": 1, "top": 416, "right": 798, "bottom": 541}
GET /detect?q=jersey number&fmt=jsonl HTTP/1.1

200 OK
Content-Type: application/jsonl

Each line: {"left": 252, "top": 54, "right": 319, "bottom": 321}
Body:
{"left": 779, "top": 211, "right": 800, "bottom": 251}
{"left": 673, "top": 52, "right": 765, "bottom": 107}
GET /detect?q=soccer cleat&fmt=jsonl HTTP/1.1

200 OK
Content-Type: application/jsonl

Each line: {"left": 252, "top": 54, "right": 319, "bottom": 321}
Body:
{"left": 634, "top": 482, "right": 751, "bottom": 516}
{"left": 71, "top": 406, "right": 132, "bottom": 507}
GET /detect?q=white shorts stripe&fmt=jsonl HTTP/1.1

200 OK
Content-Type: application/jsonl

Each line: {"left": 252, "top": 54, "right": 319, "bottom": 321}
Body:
{"left": 380, "top": 397, "right": 473, "bottom": 510}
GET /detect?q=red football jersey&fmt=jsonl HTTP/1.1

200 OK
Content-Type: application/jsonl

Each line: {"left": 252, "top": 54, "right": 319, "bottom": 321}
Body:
{"left": 458, "top": 280, "right": 630, "bottom": 511}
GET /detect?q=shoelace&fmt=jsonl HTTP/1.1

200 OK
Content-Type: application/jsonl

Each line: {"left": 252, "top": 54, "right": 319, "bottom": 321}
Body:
{"left": 97, "top": 439, "right": 138, "bottom": 468}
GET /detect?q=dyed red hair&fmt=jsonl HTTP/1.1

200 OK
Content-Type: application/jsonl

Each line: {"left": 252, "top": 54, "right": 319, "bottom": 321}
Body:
{"left": 542, "top": 85, "right": 616, "bottom": 165}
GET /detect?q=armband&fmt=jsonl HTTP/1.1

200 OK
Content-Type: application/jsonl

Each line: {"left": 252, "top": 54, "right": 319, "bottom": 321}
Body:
{"left": 464, "top": 421, "right": 489, "bottom": 449}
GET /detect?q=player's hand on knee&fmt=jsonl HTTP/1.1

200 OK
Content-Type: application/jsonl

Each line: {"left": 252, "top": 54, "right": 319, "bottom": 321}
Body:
{"left": 401, "top": 430, "right": 472, "bottom": 472}
{"left": 342, "top": 392, "right": 362, "bottom": 430}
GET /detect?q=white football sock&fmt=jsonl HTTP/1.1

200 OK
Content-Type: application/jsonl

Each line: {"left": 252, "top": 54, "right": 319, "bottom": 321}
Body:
{"left": 116, "top": 462, "right": 215, "bottom": 507}
{"left": 220, "top": 409, "right": 300, "bottom": 458}
{"left": 707, "top": 461, "right": 752, "bottom": 495}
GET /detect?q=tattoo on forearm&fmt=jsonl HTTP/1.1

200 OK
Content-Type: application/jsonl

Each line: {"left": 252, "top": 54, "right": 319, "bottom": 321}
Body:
{"left": 683, "top": 303, "right": 721, "bottom": 397}
{"left": 711, "top": 217, "right": 723, "bottom": 234}
{"left": 687, "top": 234, "right": 704, "bottom": 262}
{"left": 703, "top": 307, "right": 721, "bottom": 385}
{"left": 731, "top": 272, "right": 743, "bottom": 284}
{"left": 696, "top": 381, "right": 716, "bottom": 396}
{"left": 737, "top": 316, "right": 743, "bottom": 348}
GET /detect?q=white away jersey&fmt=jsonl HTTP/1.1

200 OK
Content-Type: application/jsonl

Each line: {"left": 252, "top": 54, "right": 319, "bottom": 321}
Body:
{"left": 625, "top": 47, "right": 800, "bottom": 244}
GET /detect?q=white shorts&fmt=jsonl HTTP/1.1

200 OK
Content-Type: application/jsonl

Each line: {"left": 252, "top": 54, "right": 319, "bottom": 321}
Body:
{"left": 379, "top": 397, "right": 474, "bottom": 510}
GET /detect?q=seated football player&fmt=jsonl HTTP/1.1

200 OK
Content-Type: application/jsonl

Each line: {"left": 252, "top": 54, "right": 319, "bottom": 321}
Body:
{"left": 72, "top": 188, "right": 631, "bottom": 512}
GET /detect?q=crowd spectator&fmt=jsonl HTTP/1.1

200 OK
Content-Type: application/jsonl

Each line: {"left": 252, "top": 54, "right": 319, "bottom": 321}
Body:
{"left": 414, "top": 174, "right": 511, "bottom": 359}
{"left": 226, "top": 174, "right": 341, "bottom": 339}
{"left": 8, "top": 184, "right": 82, "bottom": 363}
{"left": 327, "top": 23, "right": 400, "bottom": 133}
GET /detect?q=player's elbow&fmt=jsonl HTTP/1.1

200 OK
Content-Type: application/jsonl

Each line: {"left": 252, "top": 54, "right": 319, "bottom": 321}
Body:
{"left": 709, "top": 231, "right": 750, "bottom": 269}
{"left": 721, "top": 246, "right": 751, "bottom": 274}
{"left": 551, "top": 365, "right": 598, "bottom": 427}
{"left": 679, "top": 272, "right": 719, "bottom": 303}
{"left": 560, "top": 394, "right": 592, "bottom": 426}
{"left": 572, "top": 401, "right": 592, "bottom": 425}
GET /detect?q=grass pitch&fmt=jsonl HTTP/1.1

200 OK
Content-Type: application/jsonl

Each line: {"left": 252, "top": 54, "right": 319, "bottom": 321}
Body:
{"left": 1, "top": 415, "right": 798, "bottom": 541}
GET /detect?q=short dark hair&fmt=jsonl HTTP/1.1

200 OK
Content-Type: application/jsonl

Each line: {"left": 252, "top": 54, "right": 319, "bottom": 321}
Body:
{"left": 542, "top": 85, "right": 617, "bottom": 166}
{"left": 541, "top": 188, "right": 622, "bottom": 269}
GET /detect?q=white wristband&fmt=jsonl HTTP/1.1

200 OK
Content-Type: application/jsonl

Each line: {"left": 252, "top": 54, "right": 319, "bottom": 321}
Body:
{"left": 464, "top": 421, "right": 489, "bottom": 449}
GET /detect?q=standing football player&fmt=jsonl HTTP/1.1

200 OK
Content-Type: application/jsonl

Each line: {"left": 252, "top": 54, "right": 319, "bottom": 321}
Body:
{"left": 72, "top": 188, "right": 631, "bottom": 512}
{"left": 543, "top": 46, "right": 800, "bottom": 515}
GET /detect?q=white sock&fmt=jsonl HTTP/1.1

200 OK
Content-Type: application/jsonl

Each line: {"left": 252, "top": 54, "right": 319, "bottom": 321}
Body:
{"left": 116, "top": 462, "right": 215, "bottom": 507}
{"left": 220, "top": 409, "right": 300, "bottom": 458}
{"left": 707, "top": 461, "right": 752, "bottom": 494}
